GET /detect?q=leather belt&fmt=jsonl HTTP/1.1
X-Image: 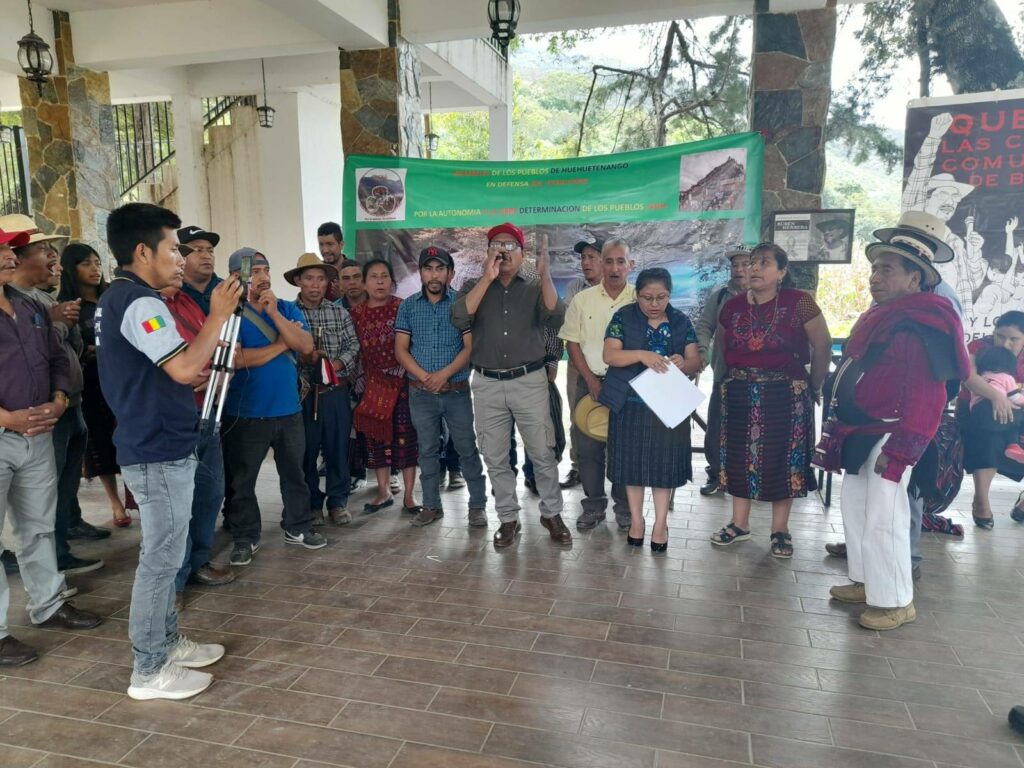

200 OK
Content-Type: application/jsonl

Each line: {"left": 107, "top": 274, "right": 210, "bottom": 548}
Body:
{"left": 473, "top": 360, "right": 545, "bottom": 381}
{"left": 408, "top": 379, "right": 470, "bottom": 394}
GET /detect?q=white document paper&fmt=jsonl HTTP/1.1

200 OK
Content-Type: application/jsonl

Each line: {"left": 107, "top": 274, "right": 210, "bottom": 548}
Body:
{"left": 628, "top": 363, "right": 705, "bottom": 429}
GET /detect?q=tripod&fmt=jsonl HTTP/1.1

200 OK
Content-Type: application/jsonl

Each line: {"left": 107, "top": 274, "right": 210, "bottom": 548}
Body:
{"left": 198, "top": 299, "right": 245, "bottom": 435}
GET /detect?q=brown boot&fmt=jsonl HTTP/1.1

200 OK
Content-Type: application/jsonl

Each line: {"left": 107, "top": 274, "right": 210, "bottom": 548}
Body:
{"left": 189, "top": 564, "right": 236, "bottom": 587}
{"left": 540, "top": 514, "right": 572, "bottom": 545}
{"left": 493, "top": 521, "right": 521, "bottom": 548}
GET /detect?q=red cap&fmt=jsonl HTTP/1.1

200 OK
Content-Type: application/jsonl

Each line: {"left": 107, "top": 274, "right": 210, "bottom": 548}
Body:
{"left": 486, "top": 222, "right": 524, "bottom": 249}
{"left": 0, "top": 229, "right": 31, "bottom": 248}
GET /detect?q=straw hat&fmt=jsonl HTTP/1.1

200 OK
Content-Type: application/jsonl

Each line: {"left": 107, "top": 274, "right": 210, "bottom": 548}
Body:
{"left": 0, "top": 213, "right": 64, "bottom": 244}
{"left": 284, "top": 253, "right": 338, "bottom": 286}
{"left": 873, "top": 210, "right": 954, "bottom": 264}
{"left": 574, "top": 395, "right": 609, "bottom": 442}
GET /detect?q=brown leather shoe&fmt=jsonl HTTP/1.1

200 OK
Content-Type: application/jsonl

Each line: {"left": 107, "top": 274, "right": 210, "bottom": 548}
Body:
{"left": 493, "top": 520, "right": 522, "bottom": 548}
{"left": 540, "top": 514, "right": 573, "bottom": 545}
{"left": 189, "top": 563, "right": 236, "bottom": 587}
{"left": 0, "top": 635, "right": 38, "bottom": 666}
{"left": 38, "top": 602, "right": 102, "bottom": 631}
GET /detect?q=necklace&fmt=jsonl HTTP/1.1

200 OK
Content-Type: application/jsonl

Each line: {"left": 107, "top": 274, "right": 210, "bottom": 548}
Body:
{"left": 746, "top": 290, "right": 780, "bottom": 352}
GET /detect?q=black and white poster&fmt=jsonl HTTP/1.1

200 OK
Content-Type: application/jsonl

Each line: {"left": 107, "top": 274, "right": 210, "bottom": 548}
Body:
{"left": 904, "top": 89, "right": 1024, "bottom": 340}
{"left": 770, "top": 209, "right": 855, "bottom": 264}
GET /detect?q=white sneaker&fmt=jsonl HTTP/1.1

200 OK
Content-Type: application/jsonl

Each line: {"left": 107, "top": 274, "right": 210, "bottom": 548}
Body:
{"left": 167, "top": 635, "right": 225, "bottom": 669}
{"left": 127, "top": 661, "right": 213, "bottom": 701}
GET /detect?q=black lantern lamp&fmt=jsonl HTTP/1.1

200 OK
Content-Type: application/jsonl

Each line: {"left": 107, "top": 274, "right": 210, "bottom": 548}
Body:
{"left": 17, "top": 0, "right": 53, "bottom": 96}
{"left": 256, "top": 58, "right": 275, "bottom": 128}
{"left": 424, "top": 82, "right": 440, "bottom": 153}
{"left": 488, "top": 0, "right": 520, "bottom": 52}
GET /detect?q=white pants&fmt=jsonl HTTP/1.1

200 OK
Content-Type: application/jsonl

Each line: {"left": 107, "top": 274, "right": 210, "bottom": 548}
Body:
{"left": 840, "top": 437, "right": 913, "bottom": 609}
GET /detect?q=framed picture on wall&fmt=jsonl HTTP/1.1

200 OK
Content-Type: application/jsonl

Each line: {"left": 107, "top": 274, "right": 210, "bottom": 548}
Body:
{"left": 770, "top": 209, "right": 856, "bottom": 264}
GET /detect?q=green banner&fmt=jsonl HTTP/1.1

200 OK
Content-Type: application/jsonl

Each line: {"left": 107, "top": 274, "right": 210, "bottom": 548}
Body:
{"left": 343, "top": 132, "right": 763, "bottom": 312}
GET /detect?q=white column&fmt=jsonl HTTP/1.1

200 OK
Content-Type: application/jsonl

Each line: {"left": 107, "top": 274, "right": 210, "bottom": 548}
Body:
{"left": 489, "top": 64, "right": 513, "bottom": 161}
{"left": 295, "top": 90, "right": 344, "bottom": 248}
{"left": 170, "top": 92, "right": 209, "bottom": 226}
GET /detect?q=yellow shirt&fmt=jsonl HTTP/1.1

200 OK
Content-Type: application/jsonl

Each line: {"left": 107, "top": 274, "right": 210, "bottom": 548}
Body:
{"left": 558, "top": 281, "right": 636, "bottom": 376}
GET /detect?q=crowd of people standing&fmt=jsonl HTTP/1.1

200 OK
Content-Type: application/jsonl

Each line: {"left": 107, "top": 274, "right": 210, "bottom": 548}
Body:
{"left": 1, "top": 202, "right": 1022, "bottom": 717}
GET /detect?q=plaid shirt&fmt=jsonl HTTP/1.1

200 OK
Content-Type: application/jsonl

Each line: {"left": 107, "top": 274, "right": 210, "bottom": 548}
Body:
{"left": 395, "top": 288, "right": 470, "bottom": 382}
{"left": 295, "top": 295, "right": 360, "bottom": 384}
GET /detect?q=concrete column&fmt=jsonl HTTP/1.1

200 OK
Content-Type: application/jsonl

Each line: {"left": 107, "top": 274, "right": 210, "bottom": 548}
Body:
{"left": 170, "top": 92, "right": 209, "bottom": 227}
{"left": 749, "top": 7, "right": 836, "bottom": 290}
{"left": 489, "top": 65, "right": 513, "bottom": 161}
{"left": 20, "top": 10, "right": 119, "bottom": 262}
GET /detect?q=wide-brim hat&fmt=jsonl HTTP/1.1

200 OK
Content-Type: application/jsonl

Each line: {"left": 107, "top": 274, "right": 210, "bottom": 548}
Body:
{"left": 925, "top": 172, "right": 975, "bottom": 200}
{"left": 574, "top": 394, "right": 609, "bottom": 443}
{"left": 865, "top": 241, "right": 942, "bottom": 288}
{"left": 284, "top": 253, "right": 339, "bottom": 286}
{"left": 815, "top": 218, "right": 848, "bottom": 233}
{"left": 0, "top": 213, "right": 64, "bottom": 245}
{"left": 872, "top": 210, "right": 955, "bottom": 264}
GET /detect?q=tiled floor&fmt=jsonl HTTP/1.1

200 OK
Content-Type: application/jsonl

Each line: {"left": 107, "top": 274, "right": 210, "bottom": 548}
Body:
{"left": 2, "top": 454, "right": 1024, "bottom": 768}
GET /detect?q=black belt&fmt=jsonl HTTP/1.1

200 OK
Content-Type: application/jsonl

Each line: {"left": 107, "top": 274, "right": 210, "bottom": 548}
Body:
{"left": 473, "top": 360, "right": 545, "bottom": 381}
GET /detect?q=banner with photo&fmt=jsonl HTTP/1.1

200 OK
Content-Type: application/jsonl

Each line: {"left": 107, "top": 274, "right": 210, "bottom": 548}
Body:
{"left": 904, "top": 88, "right": 1024, "bottom": 340}
{"left": 342, "top": 132, "right": 764, "bottom": 315}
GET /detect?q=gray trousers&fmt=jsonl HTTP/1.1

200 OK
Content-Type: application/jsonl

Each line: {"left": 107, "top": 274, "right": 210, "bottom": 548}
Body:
{"left": 0, "top": 431, "right": 66, "bottom": 637}
{"left": 573, "top": 375, "right": 628, "bottom": 519}
{"left": 472, "top": 368, "right": 563, "bottom": 523}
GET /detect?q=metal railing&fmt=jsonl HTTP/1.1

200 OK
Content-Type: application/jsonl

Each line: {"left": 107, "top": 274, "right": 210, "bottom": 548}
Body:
{"left": 480, "top": 36, "right": 508, "bottom": 60}
{"left": 115, "top": 96, "right": 256, "bottom": 198}
{"left": 0, "top": 127, "right": 30, "bottom": 216}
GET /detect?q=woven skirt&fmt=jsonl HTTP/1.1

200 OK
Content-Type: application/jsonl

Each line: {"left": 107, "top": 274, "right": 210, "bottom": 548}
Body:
{"left": 719, "top": 369, "right": 816, "bottom": 501}
{"left": 607, "top": 398, "right": 692, "bottom": 488}
{"left": 365, "top": 385, "right": 419, "bottom": 470}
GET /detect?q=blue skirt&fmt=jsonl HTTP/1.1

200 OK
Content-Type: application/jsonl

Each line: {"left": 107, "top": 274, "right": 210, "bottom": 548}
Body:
{"left": 607, "top": 398, "right": 692, "bottom": 488}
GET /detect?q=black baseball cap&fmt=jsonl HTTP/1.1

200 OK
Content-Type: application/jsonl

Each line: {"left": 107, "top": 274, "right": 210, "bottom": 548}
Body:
{"left": 418, "top": 246, "right": 454, "bottom": 268}
{"left": 574, "top": 239, "right": 605, "bottom": 255}
{"left": 177, "top": 225, "right": 220, "bottom": 247}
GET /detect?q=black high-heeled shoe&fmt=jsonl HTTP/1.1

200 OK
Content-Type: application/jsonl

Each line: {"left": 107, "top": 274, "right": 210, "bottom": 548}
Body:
{"left": 626, "top": 522, "right": 645, "bottom": 547}
{"left": 650, "top": 533, "right": 668, "bottom": 554}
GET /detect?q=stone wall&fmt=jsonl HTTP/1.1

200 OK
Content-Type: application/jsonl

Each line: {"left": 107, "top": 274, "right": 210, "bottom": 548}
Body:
{"left": 750, "top": 8, "right": 836, "bottom": 289}
{"left": 19, "top": 10, "right": 118, "bottom": 261}
{"left": 339, "top": 39, "right": 424, "bottom": 158}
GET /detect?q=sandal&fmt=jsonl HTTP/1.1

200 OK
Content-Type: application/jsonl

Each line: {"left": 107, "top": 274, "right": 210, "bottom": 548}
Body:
{"left": 709, "top": 523, "right": 750, "bottom": 546}
{"left": 770, "top": 531, "right": 793, "bottom": 559}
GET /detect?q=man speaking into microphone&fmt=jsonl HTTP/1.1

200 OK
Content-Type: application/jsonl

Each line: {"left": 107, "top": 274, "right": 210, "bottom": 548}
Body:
{"left": 98, "top": 203, "right": 242, "bottom": 701}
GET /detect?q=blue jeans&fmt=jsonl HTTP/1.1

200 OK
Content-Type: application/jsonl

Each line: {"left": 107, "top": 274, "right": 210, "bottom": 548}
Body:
{"left": 175, "top": 431, "right": 224, "bottom": 591}
{"left": 409, "top": 387, "right": 487, "bottom": 510}
{"left": 123, "top": 456, "right": 196, "bottom": 676}
{"left": 52, "top": 404, "right": 88, "bottom": 565}
{"left": 302, "top": 386, "right": 351, "bottom": 511}
{"left": 440, "top": 428, "right": 461, "bottom": 473}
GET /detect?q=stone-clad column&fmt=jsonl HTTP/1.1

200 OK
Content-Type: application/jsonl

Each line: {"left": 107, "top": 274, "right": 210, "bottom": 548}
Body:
{"left": 19, "top": 10, "right": 118, "bottom": 261}
{"left": 339, "top": 0, "right": 423, "bottom": 158}
{"left": 750, "top": 7, "right": 836, "bottom": 289}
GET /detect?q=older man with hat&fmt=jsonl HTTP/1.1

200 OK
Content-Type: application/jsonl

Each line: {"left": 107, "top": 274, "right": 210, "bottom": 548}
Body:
{"left": 815, "top": 218, "right": 851, "bottom": 262}
{"left": 178, "top": 225, "right": 222, "bottom": 315}
{"left": 559, "top": 238, "right": 635, "bottom": 531}
{"left": 0, "top": 214, "right": 112, "bottom": 575}
{"left": 452, "top": 222, "right": 570, "bottom": 548}
{"left": 817, "top": 214, "right": 969, "bottom": 630}
{"left": 396, "top": 246, "right": 488, "bottom": 528}
{"left": 286, "top": 253, "right": 359, "bottom": 527}
{"left": 220, "top": 248, "right": 321, "bottom": 567}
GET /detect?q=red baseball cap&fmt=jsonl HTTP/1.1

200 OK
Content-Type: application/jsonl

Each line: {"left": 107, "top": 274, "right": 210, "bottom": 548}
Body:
{"left": 0, "top": 228, "right": 32, "bottom": 248}
{"left": 486, "top": 222, "right": 524, "bottom": 249}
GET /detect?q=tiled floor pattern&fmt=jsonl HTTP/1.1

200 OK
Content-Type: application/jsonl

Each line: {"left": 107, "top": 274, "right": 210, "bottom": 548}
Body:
{"left": 2, "top": 458, "right": 1024, "bottom": 768}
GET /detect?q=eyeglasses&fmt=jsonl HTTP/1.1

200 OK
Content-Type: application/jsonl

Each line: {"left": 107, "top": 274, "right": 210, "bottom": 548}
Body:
{"left": 488, "top": 241, "right": 522, "bottom": 252}
{"left": 637, "top": 293, "right": 670, "bottom": 304}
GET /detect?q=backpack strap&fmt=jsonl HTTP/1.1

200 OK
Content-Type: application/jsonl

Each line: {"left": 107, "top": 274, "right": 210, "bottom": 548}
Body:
{"left": 242, "top": 304, "right": 297, "bottom": 365}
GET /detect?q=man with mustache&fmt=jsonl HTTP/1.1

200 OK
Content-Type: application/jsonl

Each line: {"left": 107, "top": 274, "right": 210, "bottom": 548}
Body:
{"left": 220, "top": 248, "right": 321, "bottom": 567}
{"left": 7, "top": 219, "right": 105, "bottom": 576}
{"left": 97, "top": 203, "right": 242, "bottom": 698}
{"left": 396, "top": 246, "right": 487, "bottom": 528}
{"left": 0, "top": 224, "right": 102, "bottom": 669}
{"left": 316, "top": 222, "right": 345, "bottom": 302}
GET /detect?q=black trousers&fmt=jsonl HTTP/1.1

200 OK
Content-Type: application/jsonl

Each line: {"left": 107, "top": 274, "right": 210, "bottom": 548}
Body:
{"left": 703, "top": 379, "right": 723, "bottom": 483}
{"left": 222, "top": 412, "right": 312, "bottom": 544}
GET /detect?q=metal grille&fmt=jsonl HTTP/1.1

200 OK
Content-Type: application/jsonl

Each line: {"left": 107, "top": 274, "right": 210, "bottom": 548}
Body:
{"left": 114, "top": 101, "right": 174, "bottom": 197}
{"left": 0, "top": 127, "right": 30, "bottom": 216}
